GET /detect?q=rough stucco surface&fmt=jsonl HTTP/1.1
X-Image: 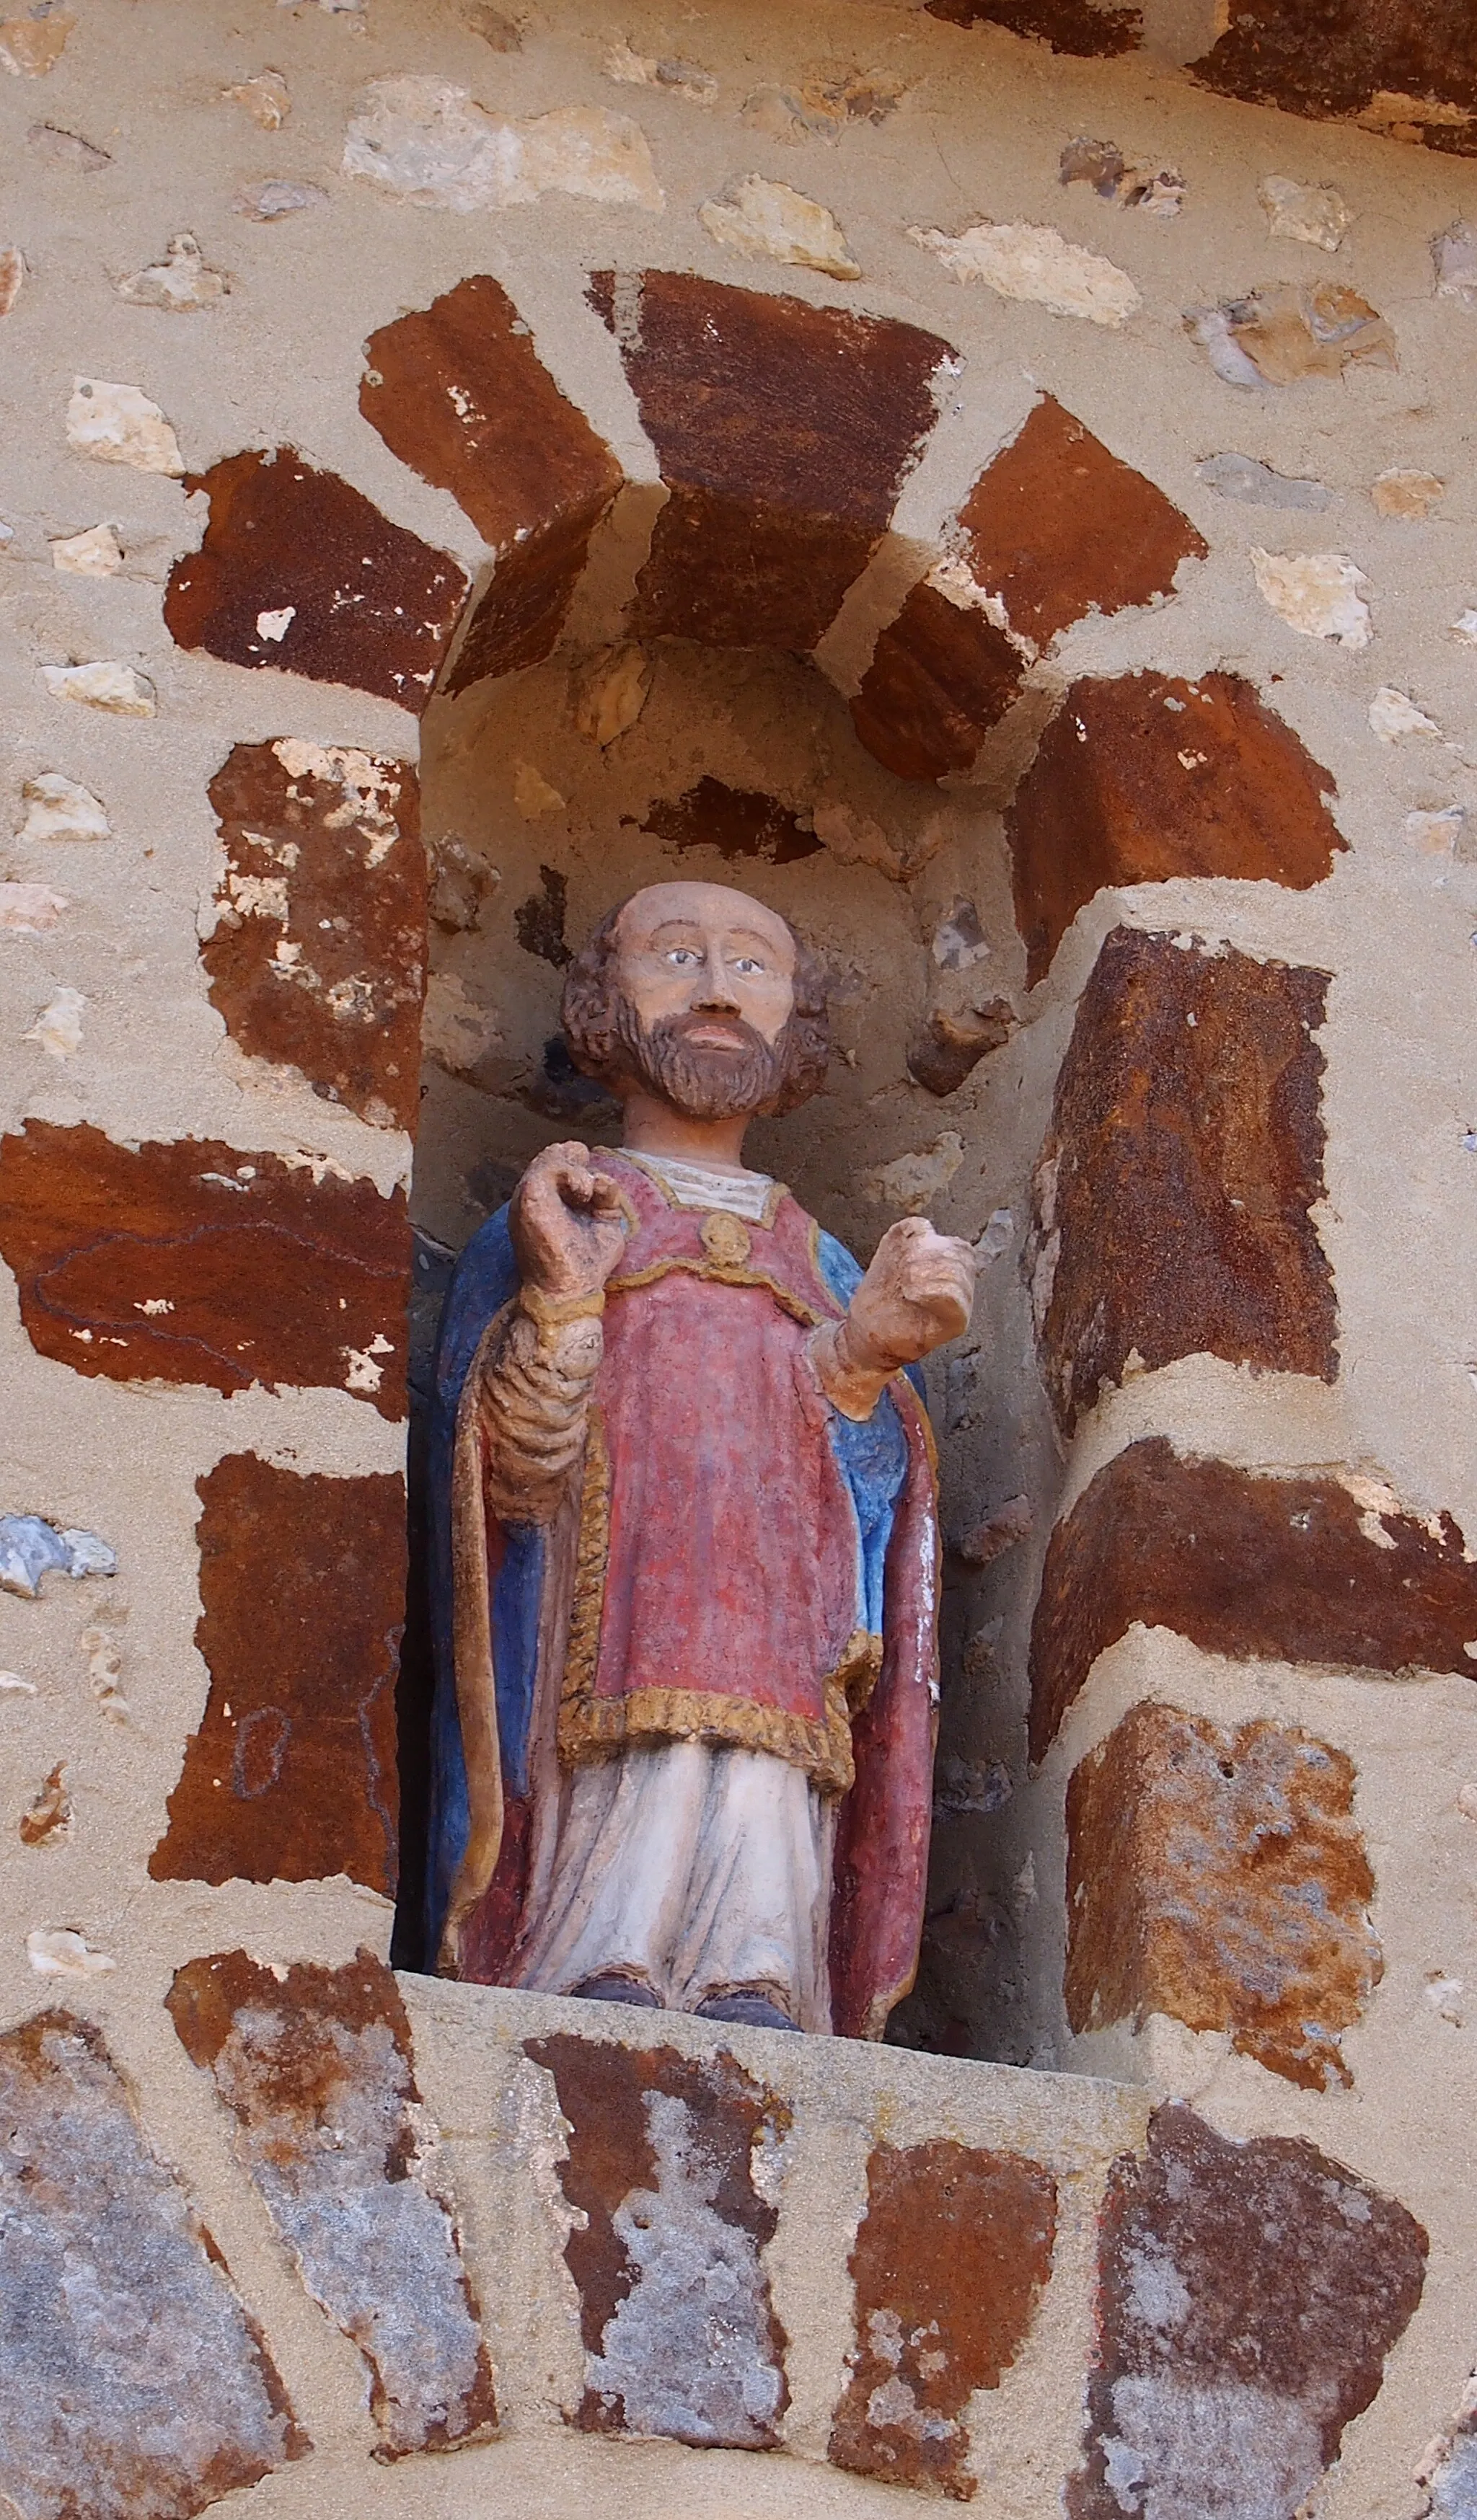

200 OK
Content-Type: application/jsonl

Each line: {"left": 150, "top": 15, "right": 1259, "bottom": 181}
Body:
{"left": 1070, "top": 2105, "right": 1428, "bottom": 2520}
{"left": 1031, "top": 929, "right": 1337, "bottom": 1431}
{"left": 149, "top": 1454, "right": 403, "bottom": 1895}
{"left": 1065, "top": 1702, "right": 1381, "bottom": 2087}
{"left": 526, "top": 2033, "right": 792, "bottom": 2449}
{"left": 0, "top": 2009, "right": 307, "bottom": 2520}
{"left": 168, "top": 1950, "right": 497, "bottom": 2460}
{"left": 2, "top": 1, "right": 1477, "bottom": 2511}
{"left": 1029, "top": 1436, "right": 1477, "bottom": 1753}
{"left": 829, "top": 2139, "right": 1057, "bottom": 2495}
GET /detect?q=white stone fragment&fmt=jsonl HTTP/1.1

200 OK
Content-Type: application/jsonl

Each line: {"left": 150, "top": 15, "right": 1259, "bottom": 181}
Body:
{"left": 603, "top": 39, "right": 717, "bottom": 103}
{"left": 1250, "top": 548, "right": 1372, "bottom": 648}
{"left": 224, "top": 69, "right": 291, "bottom": 127}
{"left": 0, "top": 245, "right": 23, "bottom": 316}
{"left": 255, "top": 606, "right": 295, "bottom": 642}
{"left": 41, "top": 661, "right": 156, "bottom": 715}
{"left": 232, "top": 179, "right": 327, "bottom": 221}
{"left": 1406, "top": 807, "right": 1465, "bottom": 854}
{"left": 0, "top": 883, "right": 67, "bottom": 934}
{"left": 115, "top": 232, "right": 229, "bottom": 313}
{"left": 572, "top": 643, "right": 653, "bottom": 747}
{"left": 512, "top": 760, "right": 565, "bottom": 818}
{"left": 18, "top": 775, "right": 110, "bottom": 842}
{"left": 863, "top": 1132, "right": 965, "bottom": 1213}
{"left": 25, "top": 986, "right": 84, "bottom": 1058}
{"left": 1196, "top": 451, "right": 1332, "bottom": 510}
{"left": 908, "top": 219, "right": 1140, "bottom": 327}
{"left": 50, "top": 522, "right": 123, "bottom": 575}
{"left": 1432, "top": 219, "right": 1477, "bottom": 310}
{"left": 1452, "top": 608, "right": 1477, "bottom": 645}
{"left": 422, "top": 970, "right": 500, "bottom": 1072}
{"left": 66, "top": 378, "right": 185, "bottom": 476}
{"left": 26, "top": 1927, "right": 115, "bottom": 1978}
{"left": 1369, "top": 686, "right": 1442, "bottom": 742}
{"left": 343, "top": 79, "right": 663, "bottom": 212}
{"left": 0, "top": 1674, "right": 36, "bottom": 1694}
{"left": 1257, "top": 174, "right": 1352, "bottom": 252}
{"left": 700, "top": 176, "right": 860, "bottom": 279}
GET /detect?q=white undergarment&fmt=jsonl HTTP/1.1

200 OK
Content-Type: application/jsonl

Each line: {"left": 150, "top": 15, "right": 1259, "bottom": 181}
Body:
{"left": 511, "top": 1738, "right": 833, "bottom": 2030}
{"left": 626, "top": 1149, "right": 776, "bottom": 1222}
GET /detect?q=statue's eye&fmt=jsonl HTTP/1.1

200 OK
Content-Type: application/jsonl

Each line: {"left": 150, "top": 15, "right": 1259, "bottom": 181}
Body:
{"left": 733, "top": 955, "right": 764, "bottom": 976}
{"left": 666, "top": 947, "right": 699, "bottom": 966}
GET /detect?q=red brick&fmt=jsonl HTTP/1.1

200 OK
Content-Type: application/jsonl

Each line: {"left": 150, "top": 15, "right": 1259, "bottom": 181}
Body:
{"left": 525, "top": 2035, "right": 790, "bottom": 2449}
{"left": 169, "top": 1951, "right": 496, "bottom": 2457}
{"left": 851, "top": 582, "right": 1023, "bottom": 782}
{"left": 164, "top": 449, "right": 467, "bottom": 707}
{"left": 956, "top": 399, "right": 1206, "bottom": 651}
{"left": 1070, "top": 2106, "right": 1427, "bottom": 2519}
{"left": 589, "top": 269, "right": 951, "bottom": 651}
{"left": 203, "top": 742, "right": 424, "bottom": 1131}
{"left": 1066, "top": 1702, "right": 1380, "bottom": 2088}
{"left": 1031, "top": 929, "right": 1336, "bottom": 1433}
{"left": 1191, "top": 0, "right": 1477, "bottom": 150}
{"left": 1007, "top": 672, "right": 1344, "bottom": 983}
{"left": 150, "top": 1455, "right": 403, "bottom": 1893}
{"left": 361, "top": 275, "right": 622, "bottom": 691}
{"left": 0, "top": 1122, "right": 408, "bottom": 1415}
{"left": 830, "top": 2141, "right": 1057, "bottom": 2496}
{"left": 1029, "top": 1437, "right": 1477, "bottom": 1757}
{"left": 925, "top": 0, "right": 1139, "bottom": 50}
{"left": 640, "top": 777, "right": 821, "bottom": 865}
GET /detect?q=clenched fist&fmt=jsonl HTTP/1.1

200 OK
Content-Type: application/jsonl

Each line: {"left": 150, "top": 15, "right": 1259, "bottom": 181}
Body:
{"left": 811, "top": 1218, "right": 976, "bottom": 1420}
{"left": 510, "top": 1141, "right": 629, "bottom": 1303}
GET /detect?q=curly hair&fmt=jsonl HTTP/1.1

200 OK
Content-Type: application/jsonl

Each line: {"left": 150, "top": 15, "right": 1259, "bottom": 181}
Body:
{"left": 560, "top": 895, "right": 832, "bottom": 1118}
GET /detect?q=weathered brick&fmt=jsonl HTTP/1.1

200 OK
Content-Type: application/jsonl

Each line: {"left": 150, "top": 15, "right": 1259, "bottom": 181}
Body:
{"left": 164, "top": 448, "right": 467, "bottom": 706}
{"left": 1030, "top": 929, "right": 1336, "bottom": 1433}
{"left": 361, "top": 275, "right": 622, "bottom": 692}
{"left": 588, "top": 269, "right": 950, "bottom": 651}
{"left": 956, "top": 399, "right": 1206, "bottom": 652}
{"left": 525, "top": 2035, "right": 790, "bottom": 2449}
{"left": 851, "top": 582, "right": 1024, "bottom": 782}
{"left": 641, "top": 777, "right": 821, "bottom": 865}
{"left": 169, "top": 1952, "right": 495, "bottom": 2459}
{"left": 1191, "top": 1, "right": 1477, "bottom": 151}
{"left": 1008, "top": 673, "right": 1343, "bottom": 981}
{"left": 829, "top": 2140, "right": 1057, "bottom": 2497}
{"left": 0, "top": 2010, "right": 307, "bottom": 2520}
{"left": 925, "top": 0, "right": 1139, "bottom": 53}
{"left": 1029, "top": 1438, "right": 1477, "bottom": 1757}
{"left": 0, "top": 1122, "right": 407, "bottom": 1416}
{"left": 150, "top": 1455, "right": 403, "bottom": 1895}
{"left": 1066, "top": 1703, "right": 1380, "bottom": 2088}
{"left": 203, "top": 741, "right": 424, "bottom": 1131}
{"left": 1070, "top": 2105, "right": 1427, "bottom": 2519}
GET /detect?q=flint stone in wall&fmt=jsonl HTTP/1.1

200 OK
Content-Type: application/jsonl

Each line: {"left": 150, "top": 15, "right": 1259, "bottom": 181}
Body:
{"left": 203, "top": 740, "right": 425, "bottom": 1131}
{"left": 1066, "top": 1702, "right": 1380, "bottom": 2087}
{"left": 829, "top": 2139, "right": 1057, "bottom": 2496}
{"left": 164, "top": 448, "right": 467, "bottom": 708}
{"left": 361, "top": 274, "right": 622, "bottom": 694}
{"left": 1029, "top": 1438, "right": 1477, "bottom": 1756}
{"left": 150, "top": 1454, "right": 402, "bottom": 1894}
{"left": 169, "top": 1950, "right": 496, "bottom": 2459}
{"left": 588, "top": 268, "right": 951, "bottom": 651}
{"left": 1069, "top": 2105, "right": 1427, "bottom": 2520}
{"left": 526, "top": 2034, "right": 791, "bottom": 2448}
{"left": 1006, "top": 671, "right": 1344, "bottom": 981}
{"left": 0, "top": 2010, "right": 306, "bottom": 2520}
{"left": 0, "top": 1120, "right": 408, "bottom": 1415}
{"left": 1029, "top": 929, "right": 1336, "bottom": 1434}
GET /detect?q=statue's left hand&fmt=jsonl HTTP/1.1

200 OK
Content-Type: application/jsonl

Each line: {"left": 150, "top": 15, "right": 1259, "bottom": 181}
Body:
{"left": 845, "top": 1218, "right": 977, "bottom": 1372}
{"left": 510, "top": 1140, "right": 629, "bottom": 1302}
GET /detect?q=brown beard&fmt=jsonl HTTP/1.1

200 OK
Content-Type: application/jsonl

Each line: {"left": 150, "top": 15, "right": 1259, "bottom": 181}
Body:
{"left": 615, "top": 1002, "right": 788, "bottom": 1121}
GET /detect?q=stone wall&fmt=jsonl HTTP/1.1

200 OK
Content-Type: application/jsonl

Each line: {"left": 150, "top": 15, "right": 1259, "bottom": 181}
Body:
{"left": 1, "top": 1, "right": 1476, "bottom": 2513}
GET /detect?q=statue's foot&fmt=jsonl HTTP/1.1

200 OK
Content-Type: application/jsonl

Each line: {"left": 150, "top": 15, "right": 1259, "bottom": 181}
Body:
{"left": 694, "top": 1988, "right": 799, "bottom": 2032}
{"left": 568, "top": 1972, "right": 662, "bottom": 2010}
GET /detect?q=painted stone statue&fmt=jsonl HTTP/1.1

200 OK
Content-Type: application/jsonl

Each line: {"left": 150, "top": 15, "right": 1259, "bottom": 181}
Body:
{"left": 426, "top": 882, "right": 976, "bottom": 2036}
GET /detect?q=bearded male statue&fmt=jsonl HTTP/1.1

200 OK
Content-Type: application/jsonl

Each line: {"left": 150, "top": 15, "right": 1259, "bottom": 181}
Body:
{"left": 426, "top": 880, "right": 976, "bottom": 2037}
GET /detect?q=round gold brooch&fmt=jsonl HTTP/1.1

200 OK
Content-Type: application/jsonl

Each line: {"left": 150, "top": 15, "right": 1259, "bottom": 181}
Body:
{"left": 700, "top": 1211, "right": 752, "bottom": 1267}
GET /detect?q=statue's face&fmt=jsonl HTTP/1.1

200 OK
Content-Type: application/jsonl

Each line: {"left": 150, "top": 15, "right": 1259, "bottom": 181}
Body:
{"left": 611, "top": 882, "right": 799, "bottom": 1123}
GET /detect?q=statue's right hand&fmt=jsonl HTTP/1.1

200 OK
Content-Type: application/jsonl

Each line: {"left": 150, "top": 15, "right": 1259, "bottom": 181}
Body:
{"left": 510, "top": 1141, "right": 629, "bottom": 1302}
